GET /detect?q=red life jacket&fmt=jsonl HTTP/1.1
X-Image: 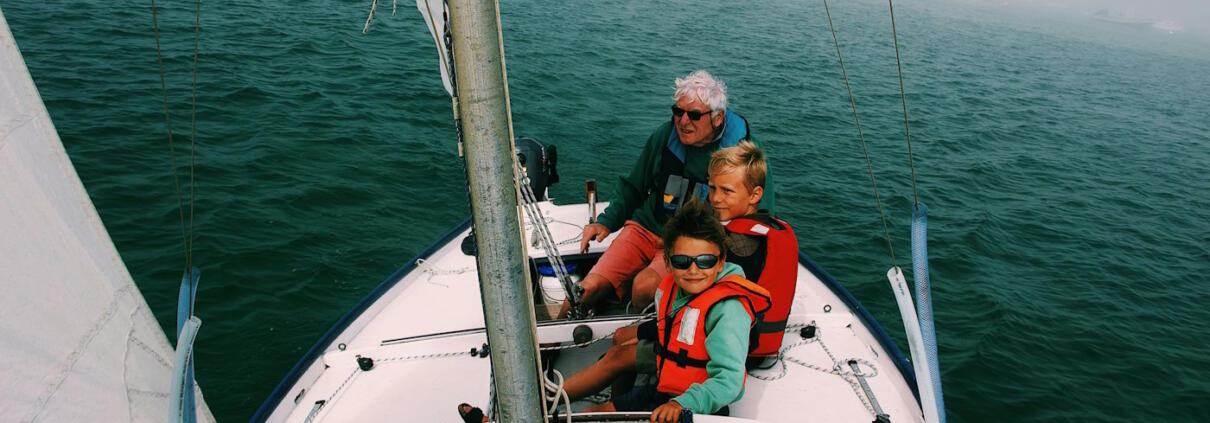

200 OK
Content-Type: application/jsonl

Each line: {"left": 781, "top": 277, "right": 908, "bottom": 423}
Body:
{"left": 654, "top": 274, "right": 772, "bottom": 396}
{"left": 725, "top": 216, "right": 798, "bottom": 357}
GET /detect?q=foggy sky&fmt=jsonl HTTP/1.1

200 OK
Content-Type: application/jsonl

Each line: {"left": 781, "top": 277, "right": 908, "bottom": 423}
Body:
{"left": 960, "top": 0, "right": 1210, "bottom": 36}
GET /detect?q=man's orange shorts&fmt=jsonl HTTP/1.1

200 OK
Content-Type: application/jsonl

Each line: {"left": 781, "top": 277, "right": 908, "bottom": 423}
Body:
{"left": 589, "top": 220, "right": 669, "bottom": 300}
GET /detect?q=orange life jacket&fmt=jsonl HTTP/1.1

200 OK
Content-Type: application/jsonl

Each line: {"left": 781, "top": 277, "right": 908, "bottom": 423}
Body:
{"left": 653, "top": 274, "right": 771, "bottom": 396}
{"left": 725, "top": 216, "right": 799, "bottom": 357}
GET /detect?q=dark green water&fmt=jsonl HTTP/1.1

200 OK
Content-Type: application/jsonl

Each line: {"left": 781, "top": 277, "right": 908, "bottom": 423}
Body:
{"left": 5, "top": 0, "right": 1210, "bottom": 421}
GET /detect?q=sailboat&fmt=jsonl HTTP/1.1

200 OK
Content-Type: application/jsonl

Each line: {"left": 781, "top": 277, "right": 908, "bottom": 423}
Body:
{"left": 1, "top": 0, "right": 940, "bottom": 420}
{"left": 249, "top": 1, "right": 935, "bottom": 422}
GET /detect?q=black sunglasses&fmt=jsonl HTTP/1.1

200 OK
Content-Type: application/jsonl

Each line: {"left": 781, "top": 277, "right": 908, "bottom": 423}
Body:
{"left": 668, "top": 254, "right": 721, "bottom": 270}
{"left": 671, "top": 106, "right": 712, "bottom": 121}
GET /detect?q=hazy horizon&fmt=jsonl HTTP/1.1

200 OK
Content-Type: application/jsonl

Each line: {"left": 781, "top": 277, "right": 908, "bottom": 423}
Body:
{"left": 939, "top": 0, "right": 1210, "bottom": 38}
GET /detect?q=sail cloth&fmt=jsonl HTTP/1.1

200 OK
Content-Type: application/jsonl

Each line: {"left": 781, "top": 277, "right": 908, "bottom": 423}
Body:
{"left": 417, "top": 0, "right": 453, "bottom": 96}
{"left": 0, "top": 10, "right": 213, "bottom": 422}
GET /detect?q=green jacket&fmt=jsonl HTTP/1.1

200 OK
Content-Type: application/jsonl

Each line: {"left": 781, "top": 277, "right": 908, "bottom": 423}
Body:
{"left": 596, "top": 112, "right": 776, "bottom": 234}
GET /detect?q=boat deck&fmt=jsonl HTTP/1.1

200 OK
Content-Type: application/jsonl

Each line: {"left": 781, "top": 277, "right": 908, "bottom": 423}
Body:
{"left": 257, "top": 201, "right": 922, "bottom": 422}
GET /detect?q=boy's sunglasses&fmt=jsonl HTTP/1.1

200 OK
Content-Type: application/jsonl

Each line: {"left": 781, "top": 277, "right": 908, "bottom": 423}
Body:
{"left": 669, "top": 254, "right": 720, "bottom": 270}
{"left": 671, "top": 106, "right": 712, "bottom": 121}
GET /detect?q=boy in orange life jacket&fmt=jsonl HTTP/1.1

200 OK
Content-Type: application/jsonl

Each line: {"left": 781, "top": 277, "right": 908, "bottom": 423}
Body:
{"left": 583, "top": 199, "right": 771, "bottom": 422}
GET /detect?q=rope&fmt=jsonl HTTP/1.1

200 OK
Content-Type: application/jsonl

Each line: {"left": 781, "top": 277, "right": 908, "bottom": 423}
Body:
{"left": 313, "top": 367, "right": 360, "bottom": 422}
{"left": 823, "top": 0, "right": 898, "bottom": 269}
{"left": 537, "top": 331, "right": 611, "bottom": 352}
{"left": 537, "top": 218, "right": 587, "bottom": 247}
{"left": 539, "top": 313, "right": 656, "bottom": 353}
{"left": 887, "top": 0, "right": 920, "bottom": 208}
{"left": 746, "top": 324, "right": 880, "bottom": 417}
{"left": 362, "top": 0, "right": 379, "bottom": 34}
{"left": 415, "top": 259, "right": 472, "bottom": 287}
{"left": 360, "top": 0, "right": 401, "bottom": 34}
{"left": 376, "top": 349, "right": 476, "bottom": 363}
{"left": 542, "top": 369, "right": 573, "bottom": 423}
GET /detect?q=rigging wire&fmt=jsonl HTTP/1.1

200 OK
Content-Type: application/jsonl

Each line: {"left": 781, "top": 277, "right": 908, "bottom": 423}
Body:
{"left": 888, "top": 0, "right": 920, "bottom": 208}
{"left": 822, "top": 0, "right": 898, "bottom": 268}
{"left": 188, "top": 0, "right": 200, "bottom": 271}
{"left": 151, "top": 0, "right": 193, "bottom": 271}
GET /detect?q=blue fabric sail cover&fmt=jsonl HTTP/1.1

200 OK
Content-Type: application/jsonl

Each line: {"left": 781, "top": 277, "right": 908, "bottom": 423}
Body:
{"left": 911, "top": 203, "right": 946, "bottom": 422}
{"left": 171, "top": 317, "right": 201, "bottom": 423}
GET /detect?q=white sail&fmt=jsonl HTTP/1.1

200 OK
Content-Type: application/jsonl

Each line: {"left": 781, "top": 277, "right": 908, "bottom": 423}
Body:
{"left": 0, "top": 8, "right": 212, "bottom": 422}
{"left": 416, "top": 0, "right": 453, "bottom": 96}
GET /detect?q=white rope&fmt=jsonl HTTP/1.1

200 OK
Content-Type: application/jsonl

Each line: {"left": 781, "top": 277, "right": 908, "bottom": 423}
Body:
{"left": 415, "top": 258, "right": 472, "bottom": 287}
{"left": 746, "top": 324, "right": 881, "bottom": 417}
{"left": 537, "top": 331, "right": 611, "bottom": 352}
{"left": 538, "top": 313, "right": 654, "bottom": 352}
{"left": 542, "top": 369, "right": 573, "bottom": 423}
{"left": 527, "top": 217, "right": 582, "bottom": 247}
{"left": 362, "top": 0, "right": 379, "bottom": 34}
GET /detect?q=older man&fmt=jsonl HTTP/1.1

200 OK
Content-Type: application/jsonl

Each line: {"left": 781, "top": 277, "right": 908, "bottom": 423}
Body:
{"left": 567, "top": 70, "right": 775, "bottom": 317}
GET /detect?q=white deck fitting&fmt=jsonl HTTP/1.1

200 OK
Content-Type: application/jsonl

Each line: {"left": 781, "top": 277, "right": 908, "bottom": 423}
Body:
{"left": 260, "top": 202, "right": 922, "bottom": 423}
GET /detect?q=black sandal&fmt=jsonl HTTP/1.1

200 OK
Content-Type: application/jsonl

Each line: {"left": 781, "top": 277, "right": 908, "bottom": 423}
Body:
{"left": 458, "top": 403, "right": 485, "bottom": 423}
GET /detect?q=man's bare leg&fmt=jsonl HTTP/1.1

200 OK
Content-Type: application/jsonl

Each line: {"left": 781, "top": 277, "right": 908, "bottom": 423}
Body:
{"left": 631, "top": 268, "right": 661, "bottom": 312}
{"left": 557, "top": 274, "right": 616, "bottom": 319}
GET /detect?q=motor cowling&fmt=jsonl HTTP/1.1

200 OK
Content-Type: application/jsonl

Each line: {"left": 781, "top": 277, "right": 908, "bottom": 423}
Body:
{"left": 514, "top": 136, "right": 558, "bottom": 200}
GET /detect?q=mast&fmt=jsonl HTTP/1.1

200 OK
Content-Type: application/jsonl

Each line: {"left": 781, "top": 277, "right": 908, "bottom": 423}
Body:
{"left": 447, "top": 0, "right": 545, "bottom": 421}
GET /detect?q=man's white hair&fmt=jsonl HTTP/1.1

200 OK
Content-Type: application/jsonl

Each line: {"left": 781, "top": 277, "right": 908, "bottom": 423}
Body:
{"left": 673, "top": 70, "right": 727, "bottom": 116}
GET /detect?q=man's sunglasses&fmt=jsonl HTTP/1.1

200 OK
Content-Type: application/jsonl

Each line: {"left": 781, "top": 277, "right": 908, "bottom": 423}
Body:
{"left": 671, "top": 106, "right": 712, "bottom": 121}
{"left": 668, "top": 254, "right": 721, "bottom": 270}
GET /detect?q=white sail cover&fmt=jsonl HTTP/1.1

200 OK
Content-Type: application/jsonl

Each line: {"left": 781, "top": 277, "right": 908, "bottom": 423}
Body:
{"left": 417, "top": 0, "right": 453, "bottom": 96}
{"left": 0, "top": 8, "right": 212, "bottom": 422}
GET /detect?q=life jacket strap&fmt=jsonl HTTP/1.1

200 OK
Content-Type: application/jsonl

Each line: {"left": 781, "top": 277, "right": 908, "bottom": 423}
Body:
{"left": 754, "top": 319, "right": 787, "bottom": 334}
{"left": 654, "top": 344, "right": 709, "bottom": 369}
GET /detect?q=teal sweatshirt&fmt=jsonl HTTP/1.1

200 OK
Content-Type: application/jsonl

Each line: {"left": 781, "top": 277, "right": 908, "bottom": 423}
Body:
{"left": 654, "top": 263, "right": 752, "bottom": 414}
{"left": 596, "top": 115, "right": 776, "bottom": 235}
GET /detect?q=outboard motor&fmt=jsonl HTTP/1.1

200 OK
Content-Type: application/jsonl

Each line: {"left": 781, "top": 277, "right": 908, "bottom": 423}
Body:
{"left": 514, "top": 136, "right": 559, "bottom": 200}
{"left": 463, "top": 137, "right": 558, "bottom": 257}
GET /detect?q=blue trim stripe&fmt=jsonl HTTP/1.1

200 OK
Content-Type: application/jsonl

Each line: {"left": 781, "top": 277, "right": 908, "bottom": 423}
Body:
{"left": 250, "top": 219, "right": 473, "bottom": 422}
{"left": 798, "top": 252, "right": 921, "bottom": 402}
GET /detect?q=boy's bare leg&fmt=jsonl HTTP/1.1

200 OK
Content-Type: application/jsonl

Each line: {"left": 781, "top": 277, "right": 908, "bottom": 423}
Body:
{"left": 563, "top": 340, "right": 638, "bottom": 400}
{"left": 608, "top": 325, "right": 639, "bottom": 396}
{"left": 584, "top": 402, "right": 617, "bottom": 412}
{"left": 612, "top": 325, "right": 638, "bottom": 344}
{"left": 610, "top": 367, "right": 638, "bottom": 398}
